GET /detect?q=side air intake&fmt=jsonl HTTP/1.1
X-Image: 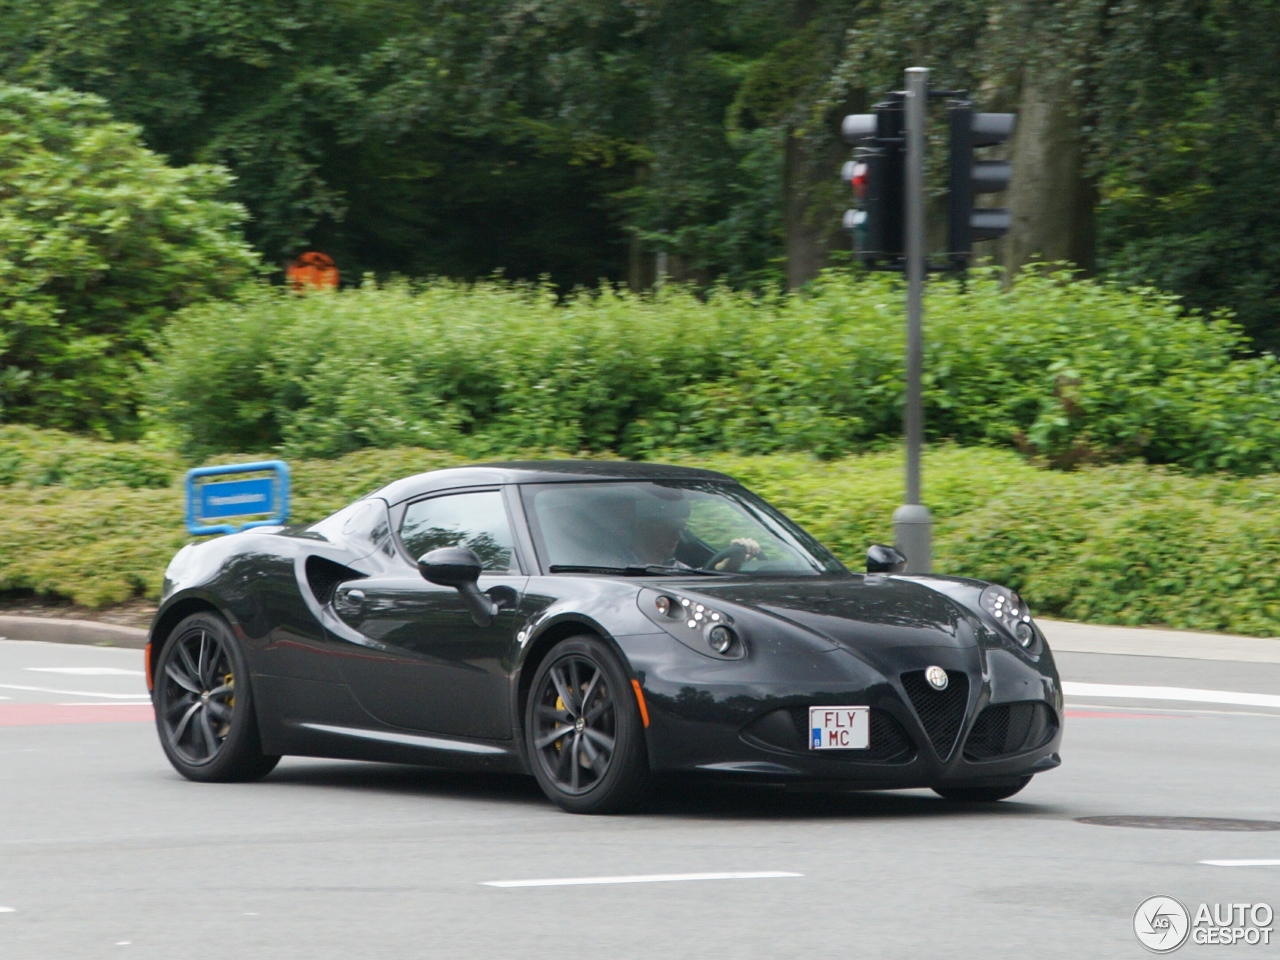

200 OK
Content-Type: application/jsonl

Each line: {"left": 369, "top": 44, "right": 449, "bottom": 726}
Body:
{"left": 304, "top": 556, "right": 366, "bottom": 606}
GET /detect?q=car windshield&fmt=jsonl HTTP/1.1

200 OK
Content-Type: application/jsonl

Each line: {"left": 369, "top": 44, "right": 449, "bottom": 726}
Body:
{"left": 520, "top": 480, "right": 845, "bottom": 576}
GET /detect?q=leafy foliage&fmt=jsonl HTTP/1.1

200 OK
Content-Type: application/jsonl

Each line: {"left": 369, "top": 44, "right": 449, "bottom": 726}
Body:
{"left": 4, "top": 0, "right": 1280, "bottom": 343}
{"left": 0, "top": 426, "right": 178, "bottom": 489}
{"left": 0, "top": 84, "right": 259, "bottom": 434}
{"left": 0, "top": 0, "right": 800, "bottom": 287}
{"left": 1089, "top": 0, "right": 1280, "bottom": 350}
{"left": 145, "top": 270, "right": 1280, "bottom": 473}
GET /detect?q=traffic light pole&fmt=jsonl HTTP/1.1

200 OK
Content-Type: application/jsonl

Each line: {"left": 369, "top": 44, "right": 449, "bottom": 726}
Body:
{"left": 893, "top": 66, "right": 933, "bottom": 574}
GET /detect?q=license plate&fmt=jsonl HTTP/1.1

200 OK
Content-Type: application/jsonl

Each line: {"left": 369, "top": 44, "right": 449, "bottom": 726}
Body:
{"left": 809, "top": 706, "right": 870, "bottom": 750}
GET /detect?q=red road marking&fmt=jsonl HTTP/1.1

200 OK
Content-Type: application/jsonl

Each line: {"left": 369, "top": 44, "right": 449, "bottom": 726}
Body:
{"left": 1065, "top": 709, "right": 1186, "bottom": 719}
{"left": 0, "top": 703, "right": 154, "bottom": 726}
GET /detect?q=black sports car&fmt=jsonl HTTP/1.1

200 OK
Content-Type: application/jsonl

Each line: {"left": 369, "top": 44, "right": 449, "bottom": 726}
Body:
{"left": 147, "top": 461, "right": 1062, "bottom": 813}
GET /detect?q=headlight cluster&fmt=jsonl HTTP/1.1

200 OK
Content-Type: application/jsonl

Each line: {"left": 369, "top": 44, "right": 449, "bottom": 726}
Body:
{"left": 651, "top": 593, "right": 740, "bottom": 657}
{"left": 979, "top": 584, "right": 1038, "bottom": 649}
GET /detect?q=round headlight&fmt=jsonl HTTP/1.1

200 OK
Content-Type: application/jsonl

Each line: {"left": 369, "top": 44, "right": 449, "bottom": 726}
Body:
{"left": 654, "top": 595, "right": 672, "bottom": 616}
{"left": 1013, "top": 620, "right": 1035, "bottom": 647}
{"left": 707, "top": 625, "right": 735, "bottom": 654}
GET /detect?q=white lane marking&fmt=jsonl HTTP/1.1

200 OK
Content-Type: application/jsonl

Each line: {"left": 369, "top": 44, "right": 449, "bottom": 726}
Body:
{"left": 0, "top": 906, "right": 14, "bottom": 913}
{"left": 54, "top": 701, "right": 152, "bottom": 707}
{"left": 1062, "top": 681, "right": 1280, "bottom": 710}
{"left": 1069, "top": 702, "right": 1280, "bottom": 720}
{"left": 1202, "top": 859, "right": 1280, "bottom": 867}
{"left": 26, "top": 667, "right": 143, "bottom": 676}
{"left": 483, "top": 871, "right": 803, "bottom": 888}
{"left": 0, "top": 684, "right": 150, "bottom": 700}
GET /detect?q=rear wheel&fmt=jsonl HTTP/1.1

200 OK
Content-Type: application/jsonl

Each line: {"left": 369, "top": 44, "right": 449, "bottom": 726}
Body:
{"left": 525, "top": 636, "right": 652, "bottom": 814}
{"left": 154, "top": 612, "right": 280, "bottom": 783}
{"left": 933, "top": 776, "right": 1032, "bottom": 802}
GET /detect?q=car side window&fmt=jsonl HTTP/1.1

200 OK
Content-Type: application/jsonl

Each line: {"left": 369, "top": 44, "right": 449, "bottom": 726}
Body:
{"left": 399, "top": 490, "right": 516, "bottom": 572}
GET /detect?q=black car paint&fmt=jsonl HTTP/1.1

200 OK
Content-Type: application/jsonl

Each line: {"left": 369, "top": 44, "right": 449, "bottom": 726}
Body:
{"left": 150, "top": 462, "right": 1062, "bottom": 787}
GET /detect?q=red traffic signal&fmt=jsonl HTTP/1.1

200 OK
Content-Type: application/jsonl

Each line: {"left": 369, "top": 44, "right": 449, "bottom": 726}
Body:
{"left": 841, "top": 160, "right": 870, "bottom": 200}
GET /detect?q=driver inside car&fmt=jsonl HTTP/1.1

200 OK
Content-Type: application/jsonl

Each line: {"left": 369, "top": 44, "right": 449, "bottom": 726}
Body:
{"left": 631, "top": 497, "right": 762, "bottom": 571}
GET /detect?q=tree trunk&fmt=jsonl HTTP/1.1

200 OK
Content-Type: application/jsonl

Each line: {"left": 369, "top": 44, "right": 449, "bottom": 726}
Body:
{"left": 1002, "top": 72, "right": 1095, "bottom": 273}
{"left": 784, "top": 128, "right": 831, "bottom": 289}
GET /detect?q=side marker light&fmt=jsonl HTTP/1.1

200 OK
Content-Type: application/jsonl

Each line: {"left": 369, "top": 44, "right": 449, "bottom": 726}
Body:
{"left": 630, "top": 679, "right": 650, "bottom": 728}
{"left": 144, "top": 642, "right": 153, "bottom": 692}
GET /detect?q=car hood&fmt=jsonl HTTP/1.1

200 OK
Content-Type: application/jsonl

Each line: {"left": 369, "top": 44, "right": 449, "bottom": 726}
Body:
{"left": 682, "top": 575, "right": 974, "bottom": 653}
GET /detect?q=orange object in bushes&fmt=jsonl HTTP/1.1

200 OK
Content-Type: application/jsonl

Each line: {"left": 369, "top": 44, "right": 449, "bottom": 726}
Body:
{"left": 286, "top": 252, "right": 339, "bottom": 291}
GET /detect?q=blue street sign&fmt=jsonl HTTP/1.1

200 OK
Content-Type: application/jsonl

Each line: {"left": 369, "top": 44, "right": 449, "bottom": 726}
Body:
{"left": 185, "top": 461, "right": 291, "bottom": 536}
{"left": 200, "top": 477, "right": 275, "bottom": 519}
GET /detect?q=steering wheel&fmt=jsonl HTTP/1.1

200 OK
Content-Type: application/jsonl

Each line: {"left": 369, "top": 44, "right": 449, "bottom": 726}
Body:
{"left": 701, "top": 542, "right": 749, "bottom": 572}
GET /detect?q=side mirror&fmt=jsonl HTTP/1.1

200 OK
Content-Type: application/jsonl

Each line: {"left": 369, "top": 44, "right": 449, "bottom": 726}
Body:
{"left": 866, "top": 543, "right": 907, "bottom": 574}
{"left": 418, "top": 547, "right": 499, "bottom": 626}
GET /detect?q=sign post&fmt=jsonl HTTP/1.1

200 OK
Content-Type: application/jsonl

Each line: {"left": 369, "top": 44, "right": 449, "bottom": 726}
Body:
{"left": 185, "top": 461, "right": 291, "bottom": 536}
{"left": 891, "top": 66, "right": 934, "bottom": 574}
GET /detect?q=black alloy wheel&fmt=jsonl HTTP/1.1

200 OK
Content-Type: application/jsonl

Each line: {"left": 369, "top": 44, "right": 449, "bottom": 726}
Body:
{"left": 933, "top": 775, "right": 1032, "bottom": 803}
{"left": 154, "top": 612, "right": 279, "bottom": 783}
{"left": 526, "top": 636, "right": 652, "bottom": 814}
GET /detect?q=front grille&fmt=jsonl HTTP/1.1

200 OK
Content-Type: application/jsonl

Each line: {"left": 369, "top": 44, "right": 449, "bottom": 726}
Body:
{"left": 900, "top": 670, "right": 970, "bottom": 760}
{"left": 304, "top": 556, "right": 366, "bottom": 606}
{"left": 963, "top": 701, "right": 1057, "bottom": 761}
{"left": 741, "top": 707, "right": 916, "bottom": 764}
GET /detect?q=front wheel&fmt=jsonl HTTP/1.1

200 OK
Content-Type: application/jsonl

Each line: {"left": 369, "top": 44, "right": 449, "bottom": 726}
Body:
{"left": 933, "top": 776, "right": 1032, "bottom": 802}
{"left": 154, "top": 612, "right": 280, "bottom": 783}
{"left": 525, "top": 636, "right": 652, "bottom": 814}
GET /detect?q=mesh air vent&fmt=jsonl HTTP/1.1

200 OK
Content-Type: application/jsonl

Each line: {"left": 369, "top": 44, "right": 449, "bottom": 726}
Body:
{"left": 963, "top": 701, "right": 1057, "bottom": 761}
{"left": 900, "top": 670, "right": 970, "bottom": 761}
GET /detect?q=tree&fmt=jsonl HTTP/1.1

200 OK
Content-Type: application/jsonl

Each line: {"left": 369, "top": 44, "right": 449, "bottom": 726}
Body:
{"left": 0, "top": 84, "right": 259, "bottom": 435}
{"left": 1090, "top": 0, "right": 1280, "bottom": 349}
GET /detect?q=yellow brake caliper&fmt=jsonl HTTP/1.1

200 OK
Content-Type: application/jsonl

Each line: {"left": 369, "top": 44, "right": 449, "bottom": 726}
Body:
{"left": 217, "top": 673, "right": 235, "bottom": 736}
{"left": 554, "top": 694, "right": 565, "bottom": 751}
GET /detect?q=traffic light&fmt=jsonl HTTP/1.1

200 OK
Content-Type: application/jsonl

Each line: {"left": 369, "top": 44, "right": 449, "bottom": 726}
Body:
{"left": 840, "top": 99, "right": 905, "bottom": 267}
{"left": 947, "top": 102, "right": 1015, "bottom": 266}
{"left": 840, "top": 159, "right": 868, "bottom": 247}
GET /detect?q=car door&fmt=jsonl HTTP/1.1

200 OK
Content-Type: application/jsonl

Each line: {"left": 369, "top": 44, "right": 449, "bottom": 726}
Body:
{"left": 330, "top": 487, "right": 527, "bottom": 740}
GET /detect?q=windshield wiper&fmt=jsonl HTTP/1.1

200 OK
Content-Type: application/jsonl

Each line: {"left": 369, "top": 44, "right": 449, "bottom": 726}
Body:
{"left": 547, "top": 564, "right": 732, "bottom": 577}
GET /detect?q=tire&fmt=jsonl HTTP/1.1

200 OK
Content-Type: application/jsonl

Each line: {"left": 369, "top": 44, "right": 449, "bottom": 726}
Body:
{"left": 933, "top": 775, "right": 1032, "bottom": 803}
{"left": 154, "top": 612, "right": 280, "bottom": 783}
{"left": 525, "top": 635, "right": 652, "bottom": 814}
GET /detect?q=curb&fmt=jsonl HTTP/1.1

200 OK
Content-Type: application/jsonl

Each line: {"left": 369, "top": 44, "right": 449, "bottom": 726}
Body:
{"left": 1039, "top": 618, "right": 1280, "bottom": 664}
{"left": 0, "top": 615, "right": 147, "bottom": 650}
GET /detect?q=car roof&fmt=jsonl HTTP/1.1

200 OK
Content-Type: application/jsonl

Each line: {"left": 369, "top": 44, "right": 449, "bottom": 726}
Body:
{"left": 368, "top": 460, "right": 739, "bottom": 505}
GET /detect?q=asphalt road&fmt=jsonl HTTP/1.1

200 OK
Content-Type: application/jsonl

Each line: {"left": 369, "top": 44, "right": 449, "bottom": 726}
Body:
{"left": 2, "top": 638, "right": 1278, "bottom": 959}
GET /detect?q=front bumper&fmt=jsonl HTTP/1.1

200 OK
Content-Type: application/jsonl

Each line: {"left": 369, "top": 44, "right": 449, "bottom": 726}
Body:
{"left": 621, "top": 633, "right": 1063, "bottom": 787}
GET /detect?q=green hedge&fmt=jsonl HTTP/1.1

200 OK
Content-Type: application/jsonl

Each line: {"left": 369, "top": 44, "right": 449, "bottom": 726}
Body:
{"left": 143, "top": 270, "right": 1280, "bottom": 473}
{"left": 3, "top": 429, "right": 1279, "bottom": 636}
